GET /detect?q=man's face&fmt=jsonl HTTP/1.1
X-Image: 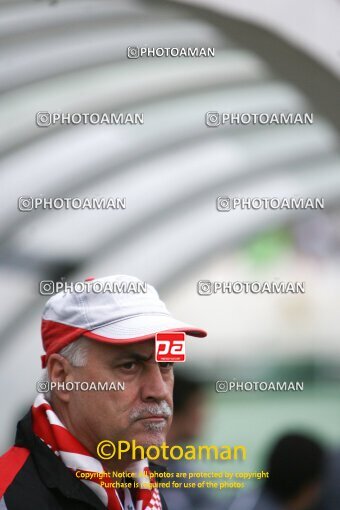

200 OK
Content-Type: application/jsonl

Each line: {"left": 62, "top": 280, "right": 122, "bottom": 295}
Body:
{"left": 59, "top": 339, "right": 174, "bottom": 457}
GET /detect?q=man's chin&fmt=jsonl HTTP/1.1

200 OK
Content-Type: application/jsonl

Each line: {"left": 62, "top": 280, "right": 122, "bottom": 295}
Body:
{"left": 133, "top": 417, "right": 168, "bottom": 433}
{"left": 131, "top": 430, "right": 167, "bottom": 448}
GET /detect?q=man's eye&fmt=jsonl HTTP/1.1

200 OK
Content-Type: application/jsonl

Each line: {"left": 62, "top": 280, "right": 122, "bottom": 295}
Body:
{"left": 159, "top": 362, "right": 174, "bottom": 369}
{"left": 121, "top": 362, "right": 136, "bottom": 370}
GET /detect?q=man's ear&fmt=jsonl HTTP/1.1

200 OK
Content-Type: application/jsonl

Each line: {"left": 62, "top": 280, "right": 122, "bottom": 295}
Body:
{"left": 47, "top": 353, "right": 74, "bottom": 403}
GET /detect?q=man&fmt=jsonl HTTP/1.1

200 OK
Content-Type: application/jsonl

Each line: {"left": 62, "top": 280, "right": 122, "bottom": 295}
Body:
{"left": 0, "top": 274, "right": 206, "bottom": 510}
{"left": 227, "top": 433, "right": 324, "bottom": 510}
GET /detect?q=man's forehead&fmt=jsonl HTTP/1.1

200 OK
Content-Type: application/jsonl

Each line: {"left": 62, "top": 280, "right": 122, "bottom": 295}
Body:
{"left": 117, "top": 339, "right": 155, "bottom": 354}
{"left": 92, "top": 338, "right": 155, "bottom": 357}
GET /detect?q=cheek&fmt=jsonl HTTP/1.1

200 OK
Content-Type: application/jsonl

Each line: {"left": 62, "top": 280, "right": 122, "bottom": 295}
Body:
{"left": 166, "top": 415, "right": 173, "bottom": 434}
{"left": 167, "top": 380, "right": 174, "bottom": 408}
{"left": 69, "top": 390, "right": 101, "bottom": 418}
{"left": 87, "top": 385, "right": 140, "bottom": 423}
{"left": 70, "top": 392, "right": 129, "bottom": 437}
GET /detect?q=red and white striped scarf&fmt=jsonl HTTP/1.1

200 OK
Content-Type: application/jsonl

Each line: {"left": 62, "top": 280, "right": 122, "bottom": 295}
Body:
{"left": 32, "top": 394, "right": 162, "bottom": 510}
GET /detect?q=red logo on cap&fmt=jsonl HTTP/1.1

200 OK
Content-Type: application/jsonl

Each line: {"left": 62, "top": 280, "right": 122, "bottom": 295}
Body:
{"left": 155, "top": 332, "right": 185, "bottom": 362}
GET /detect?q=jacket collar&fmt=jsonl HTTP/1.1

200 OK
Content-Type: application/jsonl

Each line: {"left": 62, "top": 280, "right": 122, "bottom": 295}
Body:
{"left": 15, "top": 410, "right": 110, "bottom": 510}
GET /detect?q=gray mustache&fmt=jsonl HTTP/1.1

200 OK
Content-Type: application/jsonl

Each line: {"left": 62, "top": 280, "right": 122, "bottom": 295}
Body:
{"left": 130, "top": 401, "right": 172, "bottom": 420}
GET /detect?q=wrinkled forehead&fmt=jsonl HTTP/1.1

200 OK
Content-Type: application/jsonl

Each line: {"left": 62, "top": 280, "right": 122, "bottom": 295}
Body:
{"left": 88, "top": 338, "right": 156, "bottom": 360}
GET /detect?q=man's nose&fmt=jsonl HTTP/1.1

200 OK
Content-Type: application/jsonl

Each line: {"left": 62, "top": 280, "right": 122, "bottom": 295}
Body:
{"left": 140, "top": 363, "right": 170, "bottom": 402}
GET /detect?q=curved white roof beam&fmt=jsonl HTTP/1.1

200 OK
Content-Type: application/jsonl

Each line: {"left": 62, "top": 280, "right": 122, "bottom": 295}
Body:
{"left": 1, "top": 79, "right": 308, "bottom": 236}
{"left": 0, "top": 49, "right": 265, "bottom": 154}
{"left": 0, "top": 79, "right": 314, "bottom": 202}
{"left": 77, "top": 158, "right": 340, "bottom": 284}
{"left": 6, "top": 123, "right": 339, "bottom": 261}
{"left": 0, "top": 1, "right": 173, "bottom": 37}
{"left": 0, "top": 267, "right": 37, "bottom": 338}
{"left": 0, "top": 19, "right": 226, "bottom": 93}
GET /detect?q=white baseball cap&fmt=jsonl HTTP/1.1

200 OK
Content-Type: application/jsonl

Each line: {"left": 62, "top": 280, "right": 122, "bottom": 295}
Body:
{"left": 41, "top": 274, "right": 206, "bottom": 367}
